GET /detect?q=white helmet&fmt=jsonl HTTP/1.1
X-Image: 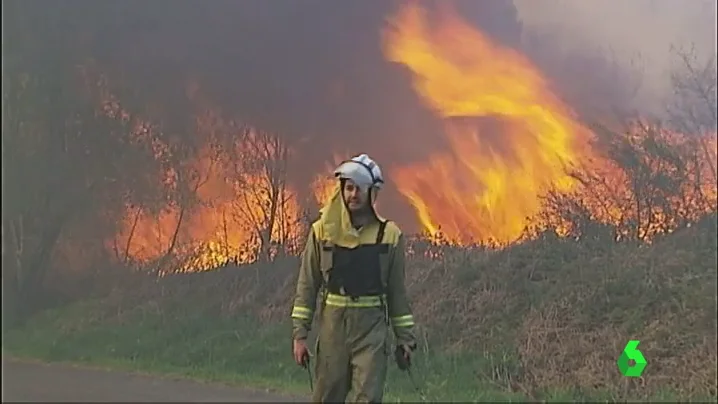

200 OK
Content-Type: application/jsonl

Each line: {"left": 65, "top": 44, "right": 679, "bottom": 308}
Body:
{"left": 333, "top": 153, "right": 384, "bottom": 192}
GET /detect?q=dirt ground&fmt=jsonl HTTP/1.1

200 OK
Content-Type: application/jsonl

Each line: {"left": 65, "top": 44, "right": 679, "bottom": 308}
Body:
{"left": 2, "top": 358, "right": 308, "bottom": 402}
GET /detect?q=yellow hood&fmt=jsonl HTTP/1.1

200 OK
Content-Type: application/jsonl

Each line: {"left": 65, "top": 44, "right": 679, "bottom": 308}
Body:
{"left": 317, "top": 186, "right": 383, "bottom": 248}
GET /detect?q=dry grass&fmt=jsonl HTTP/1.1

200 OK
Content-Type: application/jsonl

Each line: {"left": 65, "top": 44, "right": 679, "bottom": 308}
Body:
{"left": 36, "top": 214, "right": 718, "bottom": 400}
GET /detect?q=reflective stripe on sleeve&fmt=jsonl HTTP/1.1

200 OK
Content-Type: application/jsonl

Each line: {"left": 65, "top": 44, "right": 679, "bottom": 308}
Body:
{"left": 391, "top": 314, "right": 415, "bottom": 327}
{"left": 291, "top": 305, "right": 313, "bottom": 320}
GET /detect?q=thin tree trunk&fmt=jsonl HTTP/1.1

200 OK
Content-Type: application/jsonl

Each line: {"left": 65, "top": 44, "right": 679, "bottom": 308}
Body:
{"left": 155, "top": 206, "right": 185, "bottom": 276}
{"left": 2, "top": 217, "right": 21, "bottom": 327}
{"left": 222, "top": 208, "right": 229, "bottom": 260}
{"left": 123, "top": 206, "right": 142, "bottom": 264}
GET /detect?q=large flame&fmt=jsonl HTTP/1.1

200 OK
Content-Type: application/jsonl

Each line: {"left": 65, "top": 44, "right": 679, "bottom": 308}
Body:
{"left": 93, "top": 3, "right": 716, "bottom": 273}
{"left": 382, "top": 3, "right": 600, "bottom": 245}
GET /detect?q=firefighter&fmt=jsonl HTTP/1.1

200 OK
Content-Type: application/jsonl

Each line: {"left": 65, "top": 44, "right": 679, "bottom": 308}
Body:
{"left": 291, "top": 153, "right": 417, "bottom": 403}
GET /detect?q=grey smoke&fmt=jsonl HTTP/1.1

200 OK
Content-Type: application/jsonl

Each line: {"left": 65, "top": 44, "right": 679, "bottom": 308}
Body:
{"left": 8, "top": 0, "right": 714, "bottom": 228}
{"left": 514, "top": 0, "right": 717, "bottom": 116}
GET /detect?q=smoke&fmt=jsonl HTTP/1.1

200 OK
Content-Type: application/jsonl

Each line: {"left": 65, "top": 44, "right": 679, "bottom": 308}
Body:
{"left": 9, "top": 0, "right": 714, "bottom": 224}
{"left": 513, "top": 0, "right": 717, "bottom": 116}
{"left": 55, "top": 0, "right": 529, "bottom": 220}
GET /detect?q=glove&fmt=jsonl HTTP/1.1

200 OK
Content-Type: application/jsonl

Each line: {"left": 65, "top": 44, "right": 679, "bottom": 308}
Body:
{"left": 394, "top": 344, "right": 413, "bottom": 371}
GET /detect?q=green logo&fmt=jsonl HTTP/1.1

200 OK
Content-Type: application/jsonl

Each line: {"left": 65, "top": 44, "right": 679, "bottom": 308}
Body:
{"left": 617, "top": 340, "right": 647, "bottom": 377}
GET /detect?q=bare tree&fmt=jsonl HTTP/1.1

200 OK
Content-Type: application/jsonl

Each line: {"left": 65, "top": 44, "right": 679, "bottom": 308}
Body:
{"left": 138, "top": 83, "right": 229, "bottom": 275}
{"left": 227, "top": 129, "right": 301, "bottom": 263}
{"left": 151, "top": 144, "right": 221, "bottom": 275}
{"left": 1, "top": 57, "right": 159, "bottom": 323}
{"left": 528, "top": 44, "right": 717, "bottom": 244}
{"left": 535, "top": 119, "right": 716, "bottom": 244}
{"left": 666, "top": 44, "right": 717, "bottom": 184}
{"left": 667, "top": 44, "right": 717, "bottom": 135}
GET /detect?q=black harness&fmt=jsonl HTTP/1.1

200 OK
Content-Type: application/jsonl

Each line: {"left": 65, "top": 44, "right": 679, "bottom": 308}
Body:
{"left": 322, "top": 220, "right": 389, "bottom": 298}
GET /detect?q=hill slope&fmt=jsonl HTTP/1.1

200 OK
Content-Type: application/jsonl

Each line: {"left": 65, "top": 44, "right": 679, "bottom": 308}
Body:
{"left": 4, "top": 215, "right": 717, "bottom": 401}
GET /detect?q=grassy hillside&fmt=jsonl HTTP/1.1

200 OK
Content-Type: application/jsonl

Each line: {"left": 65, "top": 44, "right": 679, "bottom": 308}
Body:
{"left": 4, "top": 215, "right": 717, "bottom": 402}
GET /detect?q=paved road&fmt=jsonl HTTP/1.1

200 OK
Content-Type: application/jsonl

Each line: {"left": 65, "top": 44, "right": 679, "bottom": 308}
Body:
{"left": 2, "top": 359, "right": 308, "bottom": 402}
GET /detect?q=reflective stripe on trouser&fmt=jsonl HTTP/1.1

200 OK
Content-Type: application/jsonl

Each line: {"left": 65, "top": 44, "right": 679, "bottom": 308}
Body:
{"left": 391, "top": 314, "right": 415, "bottom": 327}
{"left": 312, "top": 302, "right": 389, "bottom": 403}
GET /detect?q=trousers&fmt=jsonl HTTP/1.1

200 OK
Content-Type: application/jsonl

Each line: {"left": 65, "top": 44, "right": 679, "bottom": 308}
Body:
{"left": 312, "top": 304, "right": 390, "bottom": 403}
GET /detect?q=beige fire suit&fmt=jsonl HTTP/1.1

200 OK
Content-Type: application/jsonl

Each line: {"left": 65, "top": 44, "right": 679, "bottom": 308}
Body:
{"left": 291, "top": 216, "right": 417, "bottom": 403}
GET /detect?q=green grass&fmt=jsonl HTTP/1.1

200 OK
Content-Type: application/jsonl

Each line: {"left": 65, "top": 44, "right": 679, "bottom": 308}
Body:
{"left": 4, "top": 299, "right": 712, "bottom": 403}
{"left": 2, "top": 300, "right": 515, "bottom": 402}
{"left": 3, "top": 216, "right": 716, "bottom": 402}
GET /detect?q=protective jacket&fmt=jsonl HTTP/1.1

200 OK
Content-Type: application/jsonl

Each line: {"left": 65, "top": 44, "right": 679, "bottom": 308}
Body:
{"left": 291, "top": 187, "right": 417, "bottom": 402}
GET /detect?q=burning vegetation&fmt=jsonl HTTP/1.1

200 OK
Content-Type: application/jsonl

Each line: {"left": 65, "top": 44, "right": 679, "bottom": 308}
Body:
{"left": 3, "top": 2, "right": 716, "bottom": 399}
{"left": 382, "top": 3, "right": 716, "bottom": 247}
{"left": 383, "top": 3, "right": 594, "bottom": 245}
{"left": 93, "top": 2, "right": 717, "bottom": 273}
{"left": 4, "top": 2, "right": 716, "bottom": 282}
{"left": 109, "top": 112, "right": 307, "bottom": 273}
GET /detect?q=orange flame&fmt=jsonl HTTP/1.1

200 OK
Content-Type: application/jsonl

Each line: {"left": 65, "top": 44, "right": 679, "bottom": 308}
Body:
{"left": 94, "top": 6, "right": 716, "bottom": 273}
{"left": 311, "top": 175, "right": 339, "bottom": 207}
{"left": 110, "top": 130, "right": 306, "bottom": 271}
{"left": 382, "top": 3, "right": 596, "bottom": 245}
{"left": 310, "top": 153, "right": 349, "bottom": 207}
{"left": 547, "top": 124, "right": 718, "bottom": 241}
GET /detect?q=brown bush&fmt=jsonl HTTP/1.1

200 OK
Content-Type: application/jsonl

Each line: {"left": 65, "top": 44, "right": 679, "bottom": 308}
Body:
{"left": 84, "top": 213, "right": 716, "bottom": 399}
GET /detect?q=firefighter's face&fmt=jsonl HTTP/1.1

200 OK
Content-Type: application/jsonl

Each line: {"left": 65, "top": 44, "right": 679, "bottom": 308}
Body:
{"left": 342, "top": 179, "right": 369, "bottom": 212}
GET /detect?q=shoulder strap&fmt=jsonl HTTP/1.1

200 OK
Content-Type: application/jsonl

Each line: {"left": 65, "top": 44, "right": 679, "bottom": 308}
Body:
{"left": 376, "top": 220, "right": 388, "bottom": 244}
